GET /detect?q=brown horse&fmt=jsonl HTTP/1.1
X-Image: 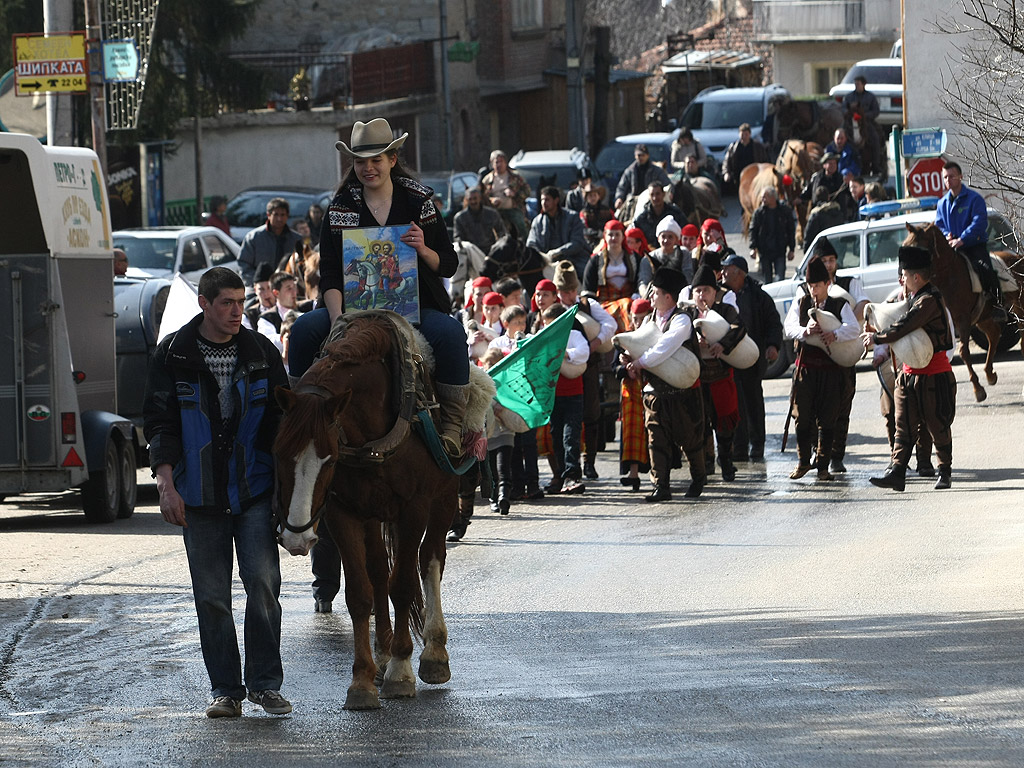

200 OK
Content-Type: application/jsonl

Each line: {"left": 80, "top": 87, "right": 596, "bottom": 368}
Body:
{"left": 902, "top": 223, "right": 1021, "bottom": 402}
{"left": 738, "top": 163, "right": 795, "bottom": 236}
{"left": 775, "top": 139, "right": 821, "bottom": 242}
{"left": 274, "top": 315, "right": 458, "bottom": 710}
{"left": 773, "top": 98, "right": 845, "bottom": 148}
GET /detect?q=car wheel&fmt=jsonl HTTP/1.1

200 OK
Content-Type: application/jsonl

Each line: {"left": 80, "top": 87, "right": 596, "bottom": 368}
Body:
{"left": 81, "top": 436, "right": 120, "bottom": 524}
{"left": 969, "top": 324, "right": 1020, "bottom": 353}
{"left": 764, "top": 343, "right": 794, "bottom": 379}
{"left": 117, "top": 440, "right": 137, "bottom": 519}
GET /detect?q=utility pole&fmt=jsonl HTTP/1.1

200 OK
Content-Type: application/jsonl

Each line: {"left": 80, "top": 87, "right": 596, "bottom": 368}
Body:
{"left": 439, "top": 0, "right": 454, "bottom": 168}
{"left": 84, "top": 0, "right": 107, "bottom": 172}
{"left": 43, "top": 0, "right": 73, "bottom": 145}
{"left": 565, "top": 0, "right": 585, "bottom": 149}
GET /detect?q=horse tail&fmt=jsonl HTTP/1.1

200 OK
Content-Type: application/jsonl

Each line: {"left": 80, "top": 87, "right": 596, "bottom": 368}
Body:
{"left": 384, "top": 521, "right": 426, "bottom": 641}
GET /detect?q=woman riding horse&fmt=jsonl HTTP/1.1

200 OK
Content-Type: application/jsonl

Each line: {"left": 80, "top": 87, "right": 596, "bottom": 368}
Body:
{"left": 288, "top": 118, "right": 470, "bottom": 456}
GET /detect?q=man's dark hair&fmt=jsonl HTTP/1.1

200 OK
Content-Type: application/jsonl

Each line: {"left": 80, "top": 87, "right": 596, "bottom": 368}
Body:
{"left": 648, "top": 180, "right": 664, "bottom": 191}
{"left": 266, "top": 197, "right": 290, "bottom": 216}
{"left": 540, "top": 185, "right": 561, "bottom": 201}
{"left": 943, "top": 160, "right": 963, "bottom": 175}
{"left": 851, "top": 175, "right": 865, "bottom": 186}
{"left": 271, "top": 270, "right": 297, "bottom": 291}
{"left": 739, "top": 122, "right": 751, "bottom": 133}
{"left": 904, "top": 267, "right": 932, "bottom": 281}
{"left": 493, "top": 277, "right": 523, "bottom": 297}
{"left": 199, "top": 267, "right": 244, "bottom": 301}
{"left": 210, "top": 195, "right": 227, "bottom": 209}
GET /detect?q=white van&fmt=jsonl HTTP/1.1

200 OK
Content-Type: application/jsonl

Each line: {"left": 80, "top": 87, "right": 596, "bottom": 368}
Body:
{"left": 0, "top": 133, "right": 140, "bottom": 522}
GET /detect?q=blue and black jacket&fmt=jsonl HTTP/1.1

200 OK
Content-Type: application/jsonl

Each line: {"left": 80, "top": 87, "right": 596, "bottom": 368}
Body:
{"left": 143, "top": 313, "right": 288, "bottom": 515}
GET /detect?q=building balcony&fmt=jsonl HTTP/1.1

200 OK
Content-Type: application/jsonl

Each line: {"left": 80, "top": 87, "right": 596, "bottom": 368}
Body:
{"left": 751, "top": 0, "right": 899, "bottom": 43}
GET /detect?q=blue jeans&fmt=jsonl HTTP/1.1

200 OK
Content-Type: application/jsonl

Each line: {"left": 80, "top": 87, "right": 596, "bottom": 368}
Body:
{"left": 288, "top": 306, "right": 469, "bottom": 385}
{"left": 550, "top": 394, "right": 583, "bottom": 480}
{"left": 182, "top": 499, "right": 283, "bottom": 699}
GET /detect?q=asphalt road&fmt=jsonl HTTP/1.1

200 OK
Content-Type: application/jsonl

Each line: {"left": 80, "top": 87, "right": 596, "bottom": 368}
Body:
{"left": 2, "top": 347, "right": 1023, "bottom": 767}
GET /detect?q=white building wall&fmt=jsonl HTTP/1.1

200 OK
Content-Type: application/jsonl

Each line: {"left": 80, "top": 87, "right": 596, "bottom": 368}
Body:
{"left": 772, "top": 41, "right": 893, "bottom": 97}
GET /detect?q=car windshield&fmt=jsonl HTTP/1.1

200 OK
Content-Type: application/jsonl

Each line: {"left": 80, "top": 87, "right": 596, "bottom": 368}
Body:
{"left": 596, "top": 142, "right": 671, "bottom": 178}
{"left": 420, "top": 176, "right": 451, "bottom": 203}
{"left": 114, "top": 236, "right": 176, "bottom": 271}
{"left": 680, "top": 99, "right": 764, "bottom": 130}
{"left": 842, "top": 64, "right": 903, "bottom": 85}
{"left": 512, "top": 165, "right": 581, "bottom": 193}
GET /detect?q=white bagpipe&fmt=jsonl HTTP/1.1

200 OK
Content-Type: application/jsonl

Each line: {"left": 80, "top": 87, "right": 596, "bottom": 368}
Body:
{"left": 612, "top": 318, "right": 700, "bottom": 389}
{"left": 465, "top": 319, "right": 497, "bottom": 359}
{"left": 799, "top": 284, "right": 864, "bottom": 367}
{"left": 576, "top": 305, "right": 615, "bottom": 354}
{"left": 691, "top": 309, "right": 760, "bottom": 370}
{"left": 863, "top": 299, "right": 935, "bottom": 370}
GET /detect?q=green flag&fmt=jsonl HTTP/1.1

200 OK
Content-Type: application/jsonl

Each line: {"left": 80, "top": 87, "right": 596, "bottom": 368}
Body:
{"left": 487, "top": 304, "right": 578, "bottom": 429}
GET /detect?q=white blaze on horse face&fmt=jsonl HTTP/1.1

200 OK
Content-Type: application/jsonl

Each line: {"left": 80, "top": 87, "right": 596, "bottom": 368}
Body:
{"left": 281, "top": 440, "right": 329, "bottom": 556}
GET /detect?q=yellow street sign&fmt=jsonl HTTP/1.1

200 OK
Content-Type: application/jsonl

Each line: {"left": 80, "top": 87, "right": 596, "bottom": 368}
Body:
{"left": 14, "top": 32, "right": 88, "bottom": 95}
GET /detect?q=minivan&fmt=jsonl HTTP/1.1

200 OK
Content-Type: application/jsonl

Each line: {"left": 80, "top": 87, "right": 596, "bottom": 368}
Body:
{"left": 676, "top": 84, "right": 791, "bottom": 167}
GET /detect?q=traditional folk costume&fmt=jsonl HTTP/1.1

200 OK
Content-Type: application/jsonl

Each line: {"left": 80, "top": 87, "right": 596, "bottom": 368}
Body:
{"left": 635, "top": 268, "right": 706, "bottom": 502}
{"left": 688, "top": 265, "right": 746, "bottom": 482}
{"left": 869, "top": 246, "right": 956, "bottom": 492}
{"left": 783, "top": 258, "right": 860, "bottom": 480}
{"left": 817, "top": 237, "right": 869, "bottom": 474}
{"left": 611, "top": 298, "right": 651, "bottom": 485}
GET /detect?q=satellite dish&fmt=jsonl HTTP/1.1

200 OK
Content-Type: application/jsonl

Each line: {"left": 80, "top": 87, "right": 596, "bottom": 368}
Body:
{"left": 0, "top": 69, "right": 48, "bottom": 140}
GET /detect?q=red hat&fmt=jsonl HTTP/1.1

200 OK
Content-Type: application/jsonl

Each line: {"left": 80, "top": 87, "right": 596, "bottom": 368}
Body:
{"left": 624, "top": 227, "right": 650, "bottom": 254}
{"left": 630, "top": 298, "right": 652, "bottom": 315}
{"left": 604, "top": 218, "right": 625, "bottom": 232}
{"left": 471, "top": 276, "right": 493, "bottom": 289}
{"left": 680, "top": 223, "right": 700, "bottom": 239}
{"left": 482, "top": 291, "right": 504, "bottom": 306}
{"left": 700, "top": 218, "right": 727, "bottom": 245}
{"left": 534, "top": 279, "right": 557, "bottom": 294}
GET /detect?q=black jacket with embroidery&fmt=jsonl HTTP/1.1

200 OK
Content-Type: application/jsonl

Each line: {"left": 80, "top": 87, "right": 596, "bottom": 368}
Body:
{"left": 319, "top": 176, "right": 457, "bottom": 314}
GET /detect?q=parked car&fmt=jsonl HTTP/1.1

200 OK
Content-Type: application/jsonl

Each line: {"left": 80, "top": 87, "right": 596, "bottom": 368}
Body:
{"left": 829, "top": 59, "right": 904, "bottom": 127}
{"left": 419, "top": 170, "right": 480, "bottom": 224}
{"left": 677, "top": 84, "right": 791, "bottom": 167}
{"left": 113, "top": 226, "right": 241, "bottom": 283}
{"left": 508, "top": 148, "right": 601, "bottom": 197}
{"left": 226, "top": 186, "right": 334, "bottom": 243}
{"left": 760, "top": 198, "right": 1020, "bottom": 377}
{"left": 594, "top": 132, "right": 675, "bottom": 193}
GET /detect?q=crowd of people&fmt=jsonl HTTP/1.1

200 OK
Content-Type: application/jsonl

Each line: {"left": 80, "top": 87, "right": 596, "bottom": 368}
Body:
{"left": 144, "top": 117, "right": 972, "bottom": 719}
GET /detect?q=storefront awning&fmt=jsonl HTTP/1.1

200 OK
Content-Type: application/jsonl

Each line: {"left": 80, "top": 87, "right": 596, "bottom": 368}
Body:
{"left": 661, "top": 49, "right": 762, "bottom": 73}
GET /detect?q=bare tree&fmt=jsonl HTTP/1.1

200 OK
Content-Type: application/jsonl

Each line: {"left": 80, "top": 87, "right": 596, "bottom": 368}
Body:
{"left": 936, "top": 1, "right": 1024, "bottom": 218}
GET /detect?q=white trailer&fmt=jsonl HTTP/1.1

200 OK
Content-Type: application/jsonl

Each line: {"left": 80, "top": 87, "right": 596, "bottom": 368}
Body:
{"left": 0, "top": 132, "right": 138, "bottom": 522}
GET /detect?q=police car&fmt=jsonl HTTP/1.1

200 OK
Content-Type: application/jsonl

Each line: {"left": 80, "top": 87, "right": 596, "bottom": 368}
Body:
{"left": 762, "top": 197, "right": 1020, "bottom": 377}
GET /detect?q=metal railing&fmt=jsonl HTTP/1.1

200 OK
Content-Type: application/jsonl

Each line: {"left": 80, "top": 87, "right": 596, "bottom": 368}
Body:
{"left": 752, "top": 0, "right": 897, "bottom": 39}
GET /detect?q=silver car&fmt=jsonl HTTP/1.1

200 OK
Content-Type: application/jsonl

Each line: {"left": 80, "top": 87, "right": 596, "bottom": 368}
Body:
{"left": 113, "top": 226, "right": 242, "bottom": 282}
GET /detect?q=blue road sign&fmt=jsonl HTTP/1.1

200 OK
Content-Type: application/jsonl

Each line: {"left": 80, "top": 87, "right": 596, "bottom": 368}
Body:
{"left": 901, "top": 128, "right": 946, "bottom": 158}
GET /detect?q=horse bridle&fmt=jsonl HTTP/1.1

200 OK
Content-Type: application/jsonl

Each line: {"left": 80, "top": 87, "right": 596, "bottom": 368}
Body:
{"left": 274, "top": 382, "right": 343, "bottom": 537}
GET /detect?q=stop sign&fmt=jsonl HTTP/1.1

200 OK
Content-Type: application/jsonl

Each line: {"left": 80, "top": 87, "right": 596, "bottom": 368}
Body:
{"left": 906, "top": 157, "right": 946, "bottom": 197}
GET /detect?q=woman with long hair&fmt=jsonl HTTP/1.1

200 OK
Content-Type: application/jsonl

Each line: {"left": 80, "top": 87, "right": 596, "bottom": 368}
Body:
{"left": 288, "top": 118, "right": 470, "bottom": 456}
{"left": 582, "top": 219, "right": 640, "bottom": 302}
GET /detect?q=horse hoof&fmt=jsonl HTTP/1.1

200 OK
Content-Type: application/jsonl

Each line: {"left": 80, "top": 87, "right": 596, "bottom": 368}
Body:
{"left": 344, "top": 687, "right": 381, "bottom": 710}
{"left": 380, "top": 678, "right": 417, "bottom": 699}
{"left": 418, "top": 658, "right": 451, "bottom": 685}
{"left": 975, "top": 388, "right": 988, "bottom": 403}
{"left": 986, "top": 371, "right": 998, "bottom": 386}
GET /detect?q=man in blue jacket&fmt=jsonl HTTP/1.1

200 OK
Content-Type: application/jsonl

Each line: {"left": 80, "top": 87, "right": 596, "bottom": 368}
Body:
{"left": 144, "top": 267, "right": 292, "bottom": 719}
{"left": 935, "top": 160, "right": 1005, "bottom": 320}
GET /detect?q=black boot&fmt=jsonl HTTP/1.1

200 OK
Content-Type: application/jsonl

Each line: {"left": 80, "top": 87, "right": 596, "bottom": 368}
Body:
{"left": 870, "top": 463, "right": 906, "bottom": 492}
{"left": 684, "top": 476, "right": 706, "bottom": 498}
{"left": 645, "top": 485, "right": 672, "bottom": 502}
{"left": 934, "top": 469, "right": 951, "bottom": 490}
{"left": 583, "top": 460, "right": 598, "bottom": 480}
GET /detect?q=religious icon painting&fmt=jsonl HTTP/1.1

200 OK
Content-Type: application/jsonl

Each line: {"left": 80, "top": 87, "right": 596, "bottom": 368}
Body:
{"left": 341, "top": 225, "right": 420, "bottom": 324}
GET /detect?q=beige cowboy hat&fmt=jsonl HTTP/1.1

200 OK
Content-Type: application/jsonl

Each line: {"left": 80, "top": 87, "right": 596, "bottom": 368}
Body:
{"left": 336, "top": 118, "right": 408, "bottom": 158}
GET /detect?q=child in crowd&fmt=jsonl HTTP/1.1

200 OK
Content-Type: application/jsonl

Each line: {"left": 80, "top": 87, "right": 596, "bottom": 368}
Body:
{"left": 541, "top": 302, "right": 590, "bottom": 495}
{"left": 489, "top": 305, "right": 528, "bottom": 355}
{"left": 613, "top": 298, "right": 652, "bottom": 490}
